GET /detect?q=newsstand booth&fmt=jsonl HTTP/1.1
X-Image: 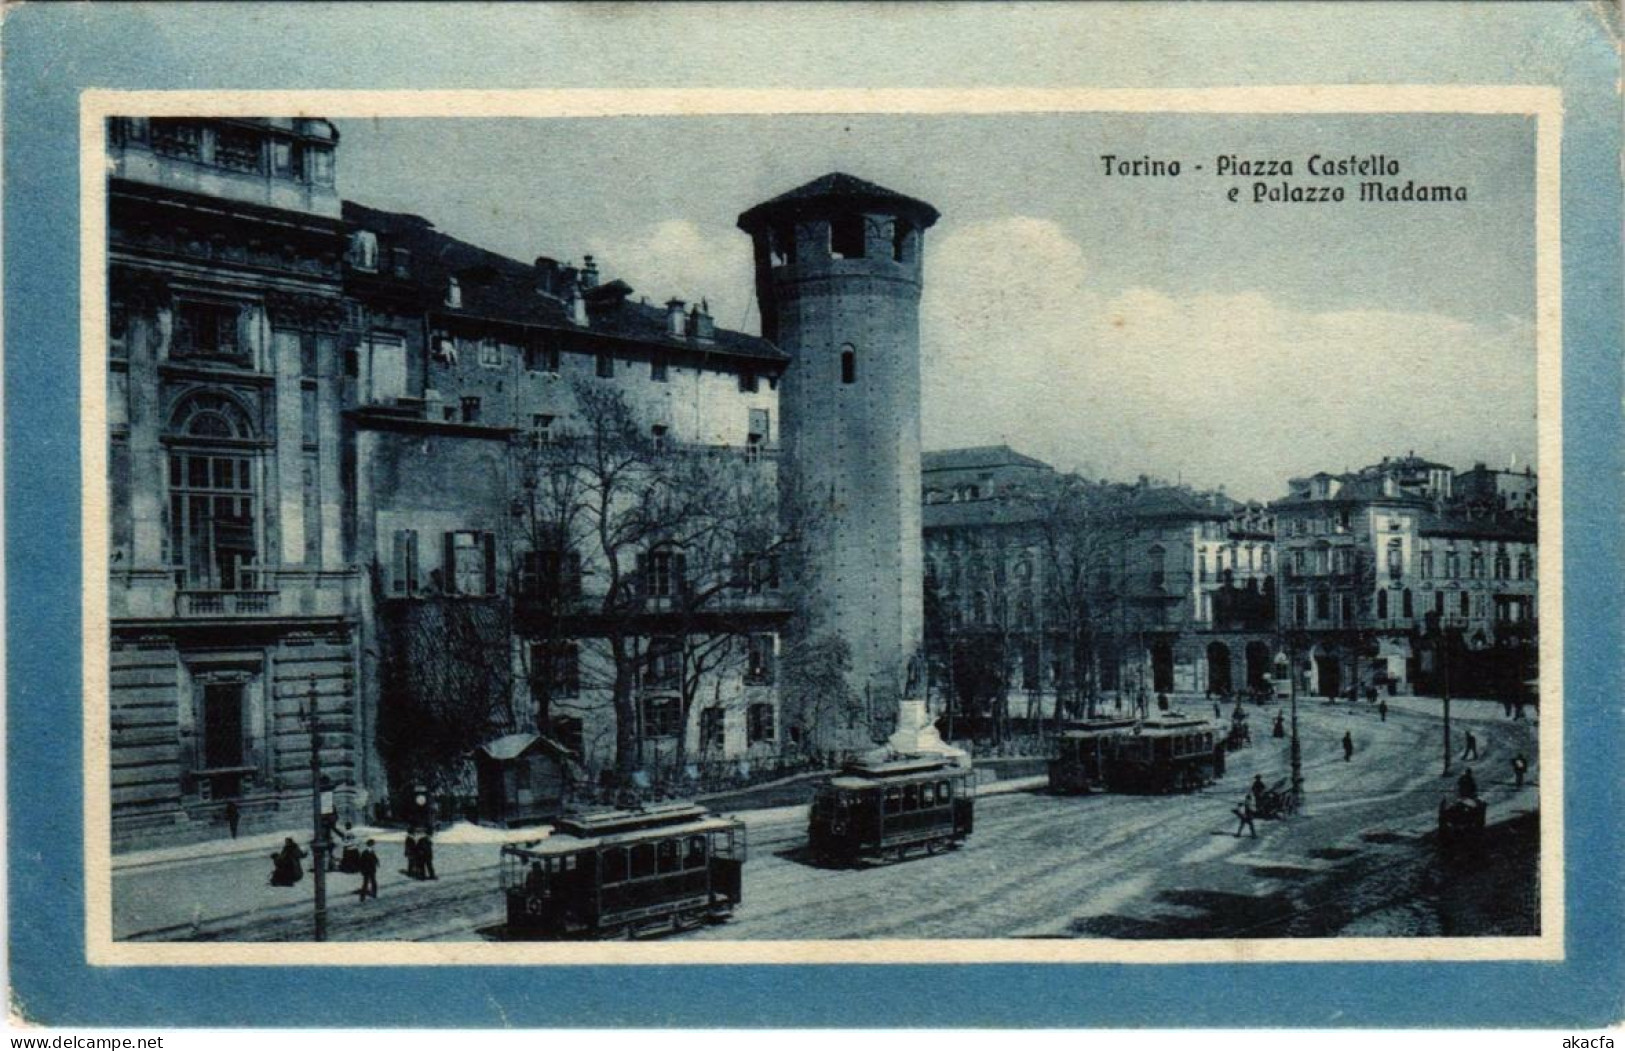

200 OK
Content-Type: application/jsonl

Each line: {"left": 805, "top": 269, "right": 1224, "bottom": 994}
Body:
{"left": 474, "top": 733, "right": 574, "bottom": 827}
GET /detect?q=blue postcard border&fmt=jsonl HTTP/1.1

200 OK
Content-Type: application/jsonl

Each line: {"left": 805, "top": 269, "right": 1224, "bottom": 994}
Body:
{"left": 6, "top": 4, "right": 1621, "bottom": 1028}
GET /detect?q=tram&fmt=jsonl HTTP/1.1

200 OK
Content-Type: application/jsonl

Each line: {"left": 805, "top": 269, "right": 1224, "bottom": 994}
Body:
{"left": 808, "top": 755, "right": 975, "bottom": 865}
{"left": 1104, "top": 715, "right": 1221, "bottom": 794}
{"left": 499, "top": 801, "right": 746, "bottom": 939}
{"left": 1046, "top": 717, "right": 1138, "bottom": 794}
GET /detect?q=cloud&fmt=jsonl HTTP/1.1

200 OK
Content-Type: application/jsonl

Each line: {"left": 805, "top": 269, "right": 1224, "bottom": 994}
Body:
{"left": 586, "top": 220, "right": 757, "bottom": 331}
{"left": 922, "top": 217, "right": 1536, "bottom": 499}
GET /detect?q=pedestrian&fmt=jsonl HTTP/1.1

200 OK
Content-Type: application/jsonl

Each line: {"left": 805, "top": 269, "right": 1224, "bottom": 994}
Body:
{"left": 1366, "top": 684, "right": 1379, "bottom": 705}
{"left": 1512, "top": 753, "right": 1528, "bottom": 789}
{"left": 337, "top": 821, "right": 360, "bottom": 874}
{"left": 358, "top": 839, "right": 379, "bottom": 900}
{"left": 1342, "top": 730, "right": 1354, "bottom": 762}
{"left": 269, "top": 837, "right": 305, "bottom": 887}
{"left": 1213, "top": 700, "right": 1222, "bottom": 721}
{"left": 1461, "top": 730, "right": 1479, "bottom": 761}
{"left": 1233, "top": 796, "right": 1257, "bottom": 838}
{"left": 404, "top": 828, "right": 421, "bottom": 879}
{"left": 224, "top": 800, "right": 240, "bottom": 840}
{"left": 419, "top": 832, "right": 437, "bottom": 880}
{"left": 1272, "top": 713, "right": 1285, "bottom": 739}
{"left": 1502, "top": 698, "right": 1513, "bottom": 719}
{"left": 1156, "top": 692, "right": 1169, "bottom": 713}
{"left": 1458, "top": 767, "right": 1478, "bottom": 800}
{"left": 1250, "top": 773, "right": 1267, "bottom": 811}
{"left": 1378, "top": 699, "right": 1388, "bottom": 722}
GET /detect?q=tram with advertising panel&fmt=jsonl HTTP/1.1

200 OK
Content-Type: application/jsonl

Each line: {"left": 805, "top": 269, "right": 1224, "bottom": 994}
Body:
{"left": 499, "top": 802, "right": 745, "bottom": 939}
{"left": 1047, "top": 717, "right": 1139, "bottom": 794}
{"left": 808, "top": 755, "right": 975, "bottom": 865}
{"left": 1104, "top": 715, "right": 1221, "bottom": 794}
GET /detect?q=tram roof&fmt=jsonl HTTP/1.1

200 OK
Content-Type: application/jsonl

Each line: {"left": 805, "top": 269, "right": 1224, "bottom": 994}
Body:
{"left": 1133, "top": 715, "right": 1213, "bottom": 734}
{"left": 501, "top": 813, "right": 741, "bottom": 856}
{"left": 1056, "top": 718, "right": 1139, "bottom": 739}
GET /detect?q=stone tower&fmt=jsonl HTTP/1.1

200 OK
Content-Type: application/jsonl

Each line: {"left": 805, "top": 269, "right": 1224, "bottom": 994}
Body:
{"left": 738, "top": 173, "right": 940, "bottom": 747}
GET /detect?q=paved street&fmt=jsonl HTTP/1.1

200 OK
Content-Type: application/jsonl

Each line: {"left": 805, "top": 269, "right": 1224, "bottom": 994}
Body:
{"left": 114, "top": 697, "right": 1539, "bottom": 942}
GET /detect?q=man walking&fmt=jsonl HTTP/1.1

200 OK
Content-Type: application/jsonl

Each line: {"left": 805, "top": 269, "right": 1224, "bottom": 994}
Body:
{"left": 1512, "top": 753, "right": 1528, "bottom": 789}
{"left": 1378, "top": 699, "right": 1388, "bottom": 722}
{"left": 1233, "top": 796, "right": 1257, "bottom": 838}
{"left": 224, "top": 800, "right": 240, "bottom": 840}
{"left": 1342, "top": 730, "right": 1354, "bottom": 762}
{"left": 1461, "top": 729, "right": 1479, "bottom": 761}
{"left": 358, "top": 839, "right": 379, "bottom": 900}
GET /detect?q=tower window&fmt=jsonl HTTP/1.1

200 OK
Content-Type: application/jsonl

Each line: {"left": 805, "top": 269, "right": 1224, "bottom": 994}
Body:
{"left": 738, "top": 370, "right": 758, "bottom": 393}
{"left": 770, "top": 224, "right": 796, "bottom": 267}
{"left": 840, "top": 345, "right": 856, "bottom": 385}
{"left": 830, "top": 215, "right": 866, "bottom": 260}
{"left": 892, "top": 219, "right": 913, "bottom": 262}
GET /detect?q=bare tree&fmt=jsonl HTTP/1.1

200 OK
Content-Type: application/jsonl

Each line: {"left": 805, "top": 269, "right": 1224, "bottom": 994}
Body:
{"left": 1026, "top": 476, "right": 1135, "bottom": 723}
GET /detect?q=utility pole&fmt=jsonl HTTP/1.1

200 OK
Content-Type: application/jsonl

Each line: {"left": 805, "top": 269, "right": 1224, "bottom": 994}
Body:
{"left": 303, "top": 674, "right": 329, "bottom": 942}
{"left": 1288, "top": 632, "right": 1304, "bottom": 810}
{"left": 1441, "top": 630, "right": 1453, "bottom": 778}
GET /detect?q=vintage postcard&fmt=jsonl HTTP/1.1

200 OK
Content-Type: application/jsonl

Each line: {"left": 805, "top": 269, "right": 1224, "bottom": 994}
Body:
{"left": 9, "top": 2, "right": 1623, "bottom": 1030}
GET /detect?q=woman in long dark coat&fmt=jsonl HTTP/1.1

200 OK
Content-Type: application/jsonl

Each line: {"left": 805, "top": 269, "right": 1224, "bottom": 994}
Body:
{"left": 269, "top": 837, "right": 306, "bottom": 887}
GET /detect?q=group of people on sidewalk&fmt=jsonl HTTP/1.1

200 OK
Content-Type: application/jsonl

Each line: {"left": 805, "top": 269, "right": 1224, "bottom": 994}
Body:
{"left": 265, "top": 822, "right": 387, "bottom": 901}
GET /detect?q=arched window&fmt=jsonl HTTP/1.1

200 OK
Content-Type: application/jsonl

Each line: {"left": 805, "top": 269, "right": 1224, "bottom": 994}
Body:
{"left": 1460, "top": 591, "right": 1471, "bottom": 617}
{"left": 166, "top": 390, "right": 261, "bottom": 590}
{"left": 1387, "top": 538, "right": 1404, "bottom": 581}
{"left": 1402, "top": 588, "right": 1414, "bottom": 618}
{"left": 1147, "top": 545, "right": 1166, "bottom": 590}
{"left": 1377, "top": 590, "right": 1388, "bottom": 620}
{"left": 840, "top": 344, "right": 856, "bottom": 385}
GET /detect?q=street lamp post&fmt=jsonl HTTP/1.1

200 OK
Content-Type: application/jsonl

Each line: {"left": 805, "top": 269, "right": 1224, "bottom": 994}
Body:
{"left": 1287, "top": 632, "right": 1304, "bottom": 810}
{"left": 302, "top": 674, "right": 330, "bottom": 942}
{"left": 1441, "top": 628, "right": 1453, "bottom": 778}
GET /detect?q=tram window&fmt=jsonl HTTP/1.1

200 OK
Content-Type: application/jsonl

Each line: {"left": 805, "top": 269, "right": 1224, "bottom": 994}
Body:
{"left": 937, "top": 780, "right": 951, "bottom": 802}
{"left": 884, "top": 787, "right": 901, "bottom": 814}
{"left": 564, "top": 854, "right": 577, "bottom": 872}
{"left": 657, "top": 839, "right": 681, "bottom": 874}
{"left": 601, "top": 847, "right": 628, "bottom": 884}
{"left": 907, "top": 785, "right": 922, "bottom": 811}
{"left": 630, "top": 843, "right": 657, "bottom": 879}
{"left": 685, "top": 835, "right": 707, "bottom": 869}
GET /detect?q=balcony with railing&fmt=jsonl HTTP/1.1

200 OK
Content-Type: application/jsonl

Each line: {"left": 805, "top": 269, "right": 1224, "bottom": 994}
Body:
{"left": 176, "top": 588, "right": 282, "bottom": 617}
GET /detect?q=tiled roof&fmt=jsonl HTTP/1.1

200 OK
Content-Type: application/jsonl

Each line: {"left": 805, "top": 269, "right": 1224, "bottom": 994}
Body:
{"left": 344, "top": 201, "right": 785, "bottom": 364}
{"left": 922, "top": 445, "right": 1053, "bottom": 474}
{"left": 737, "top": 172, "right": 940, "bottom": 232}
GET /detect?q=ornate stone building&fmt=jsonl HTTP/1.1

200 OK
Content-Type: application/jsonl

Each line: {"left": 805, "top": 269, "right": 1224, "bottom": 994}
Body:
{"left": 105, "top": 118, "right": 359, "bottom": 847}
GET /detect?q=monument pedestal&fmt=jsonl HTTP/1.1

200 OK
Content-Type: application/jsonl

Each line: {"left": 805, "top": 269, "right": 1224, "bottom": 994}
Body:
{"left": 866, "top": 698, "right": 970, "bottom": 768}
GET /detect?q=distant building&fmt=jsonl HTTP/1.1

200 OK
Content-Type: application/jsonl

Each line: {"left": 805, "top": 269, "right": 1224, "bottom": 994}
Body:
{"left": 920, "top": 449, "right": 1277, "bottom": 726}
{"left": 1272, "top": 456, "right": 1537, "bottom": 698}
{"left": 105, "top": 117, "right": 358, "bottom": 847}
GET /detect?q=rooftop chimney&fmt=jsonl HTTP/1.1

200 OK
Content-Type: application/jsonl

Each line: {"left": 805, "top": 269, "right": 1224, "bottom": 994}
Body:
{"left": 666, "top": 298, "right": 687, "bottom": 339}
{"left": 568, "top": 285, "right": 588, "bottom": 327}
{"left": 688, "top": 298, "right": 715, "bottom": 342}
{"left": 581, "top": 255, "right": 599, "bottom": 289}
{"left": 534, "top": 256, "right": 560, "bottom": 296}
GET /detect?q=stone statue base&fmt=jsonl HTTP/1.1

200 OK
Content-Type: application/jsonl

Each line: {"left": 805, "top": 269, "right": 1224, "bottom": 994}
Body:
{"left": 864, "top": 698, "right": 970, "bottom": 768}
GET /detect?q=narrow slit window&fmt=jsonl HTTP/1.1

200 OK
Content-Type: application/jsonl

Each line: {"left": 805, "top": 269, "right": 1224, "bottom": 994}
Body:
{"left": 840, "top": 345, "right": 856, "bottom": 385}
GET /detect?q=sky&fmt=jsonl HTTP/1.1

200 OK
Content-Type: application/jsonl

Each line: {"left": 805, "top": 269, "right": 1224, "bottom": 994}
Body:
{"left": 331, "top": 111, "right": 1538, "bottom": 501}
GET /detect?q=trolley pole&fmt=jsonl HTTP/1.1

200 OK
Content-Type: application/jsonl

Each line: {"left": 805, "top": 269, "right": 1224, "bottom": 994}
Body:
{"left": 304, "top": 674, "right": 329, "bottom": 942}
